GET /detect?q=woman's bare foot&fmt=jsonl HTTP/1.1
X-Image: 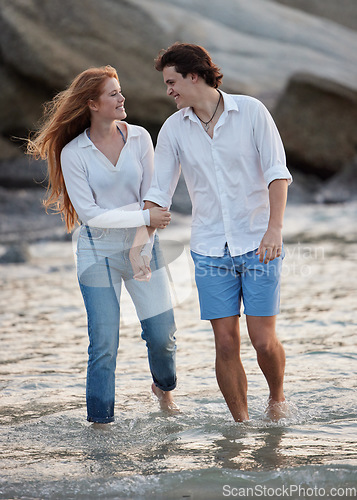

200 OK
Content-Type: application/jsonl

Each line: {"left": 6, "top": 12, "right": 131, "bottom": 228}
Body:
{"left": 151, "top": 383, "right": 180, "bottom": 413}
{"left": 266, "top": 398, "right": 290, "bottom": 421}
{"left": 91, "top": 422, "right": 112, "bottom": 430}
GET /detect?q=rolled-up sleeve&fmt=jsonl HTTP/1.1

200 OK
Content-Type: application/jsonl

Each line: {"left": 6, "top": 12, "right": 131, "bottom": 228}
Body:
{"left": 144, "top": 121, "right": 181, "bottom": 208}
{"left": 253, "top": 101, "right": 292, "bottom": 187}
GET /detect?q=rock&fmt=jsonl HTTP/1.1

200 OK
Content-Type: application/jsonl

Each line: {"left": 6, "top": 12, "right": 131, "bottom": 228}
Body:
{"left": 0, "top": 156, "right": 47, "bottom": 188}
{"left": 0, "top": 187, "right": 66, "bottom": 244}
{"left": 171, "top": 175, "right": 192, "bottom": 214}
{"left": 0, "top": 243, "right": 30, "bottom": 263}
{"left": 0, "top": 0, "right": 172, "bottom": 151}
{"left": 0, "top": 66, "right": 53, "bottom": 142}
{"left": 139, "top": 0, "right": 357, "bottom": 104}
{"left": 274, "top": 74, "right": 357, "bottom": 179}
{"left": 1, "top": 0, "right": 356, "bottom": 185}
{"left": 0, "top": 186, "right": 45, "bottom": 214}
{"left": 267, "top": 0, "right": 357, "bottom": 32}
{"left": 1, "top": 0, "right": 356, "bottom": 132}
{"left": 315, "top": 157, "right": 357, "bottom": 203}
{"left": 0, "top": 137, "right": 23, "bottom": 162}
{"left": 285, "top": 169, "right": 322, "bottom": 204}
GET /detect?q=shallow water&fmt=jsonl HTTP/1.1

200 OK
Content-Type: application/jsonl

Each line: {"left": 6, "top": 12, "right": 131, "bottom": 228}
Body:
{"left": 0, "top": 203, "right": 356, "bottom": 499}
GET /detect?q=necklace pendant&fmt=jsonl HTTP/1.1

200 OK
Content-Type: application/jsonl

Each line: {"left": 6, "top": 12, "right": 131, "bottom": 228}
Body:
{"left": 196, "top": 91, "right": 222, "bottom": 134}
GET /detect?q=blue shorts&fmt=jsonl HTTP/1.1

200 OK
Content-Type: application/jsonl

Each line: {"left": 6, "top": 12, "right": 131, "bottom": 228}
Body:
{"left": 191, "top": 245, "right": 284, "bottom": 320}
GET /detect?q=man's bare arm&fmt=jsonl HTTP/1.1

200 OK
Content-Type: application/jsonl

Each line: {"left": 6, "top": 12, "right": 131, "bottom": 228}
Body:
{"left": 256, "top": 179, "right": 288, "bottom": 264}
{"left": 144, "top": 200, "right": 163, "bottom": 234}
{"left": 131, "top": 202, "right": 170, "bottom": 249}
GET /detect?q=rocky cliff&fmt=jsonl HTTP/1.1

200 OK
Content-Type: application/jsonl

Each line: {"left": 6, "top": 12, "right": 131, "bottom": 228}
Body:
{"left": 0, "top": 0, "right": 356, "bottom": 192}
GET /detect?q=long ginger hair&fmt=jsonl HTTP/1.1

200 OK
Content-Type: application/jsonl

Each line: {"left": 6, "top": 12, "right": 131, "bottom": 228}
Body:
{"left": 27, "top": 65, "right": 119, "bottom": 232}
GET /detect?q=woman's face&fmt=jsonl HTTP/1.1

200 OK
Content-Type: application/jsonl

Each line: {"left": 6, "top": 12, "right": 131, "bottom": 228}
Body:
{"left": 90, "top": 77, "right": 126, "bottom": 121}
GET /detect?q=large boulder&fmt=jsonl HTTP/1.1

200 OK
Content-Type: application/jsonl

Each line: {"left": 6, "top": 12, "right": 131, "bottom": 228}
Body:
{"left": 274, "top": 74, "right": 357, "bottom": 179}
{"left": 0, "top": 0, "right": 173, "bottom": 154}
{"left": 0, "top": 0, "right": 356, "bottom": 183}
{"left": 266, "top": 0, "right": 357, "bottom": 32}
{"left": 0, "top": 155, "right": 47, "bottom": 188}
{"left": 315, "top": 156, "right": 357, "bottom": 203}
{"left": 135, "top": 0, "right": 357, "bottom": 101}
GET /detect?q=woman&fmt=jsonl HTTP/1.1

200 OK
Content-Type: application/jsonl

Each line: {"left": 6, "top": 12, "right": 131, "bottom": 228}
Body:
{"left": 27, "top": 65, "right": 178, "bottom": 425}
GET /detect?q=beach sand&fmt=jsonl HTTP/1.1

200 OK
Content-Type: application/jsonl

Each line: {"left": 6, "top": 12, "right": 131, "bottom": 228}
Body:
{"left": 0, "top": 199, "right": 356, "bottom": 499}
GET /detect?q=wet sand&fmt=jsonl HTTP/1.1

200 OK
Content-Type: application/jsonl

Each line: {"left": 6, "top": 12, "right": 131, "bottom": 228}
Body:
{"left": 0, "top": 201, "right": 356, "bottom": 499}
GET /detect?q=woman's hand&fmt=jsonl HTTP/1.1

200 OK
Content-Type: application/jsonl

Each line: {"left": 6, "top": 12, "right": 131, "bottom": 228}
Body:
{"left": 129, "top": 248, "right": 152, "bottom": 281}
{"left": 148, "top": 207, "right": 171, "bottom": 229}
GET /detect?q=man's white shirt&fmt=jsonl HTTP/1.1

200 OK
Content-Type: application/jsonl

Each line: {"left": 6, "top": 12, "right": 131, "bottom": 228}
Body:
{"left": 145, "top": 92, "right": 292, "bottom": 257}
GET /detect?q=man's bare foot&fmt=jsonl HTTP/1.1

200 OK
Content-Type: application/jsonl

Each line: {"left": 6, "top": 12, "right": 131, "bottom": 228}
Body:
{"left": 151, "top": 383, "right": 180, "bottom": 413}
{"left": 266, "top": 398, "right": 290, "bottom": 421}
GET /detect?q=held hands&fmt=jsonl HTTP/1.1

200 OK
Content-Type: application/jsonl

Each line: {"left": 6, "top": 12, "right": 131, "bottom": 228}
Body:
{"left": 129, "top": 249, "right": 152, "bottom": 281}
{"left": 256, "top": 227, "right": 282, "bottom": 264}
{"left": 149, "top": 207, "right": 171, "bottom": 229}
{"left": 129, "top": 206, "right": 170, "bottom": 281}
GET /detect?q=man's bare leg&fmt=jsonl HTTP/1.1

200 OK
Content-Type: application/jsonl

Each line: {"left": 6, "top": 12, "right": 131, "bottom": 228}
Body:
{"left": 211, "top": 316, "right": 249, "bottom": 422}
{"left": 246, "top": 315, "right": 288, "bottom": 420}
{"left": 151, "top": 383, "right": 180, "bottom": 413}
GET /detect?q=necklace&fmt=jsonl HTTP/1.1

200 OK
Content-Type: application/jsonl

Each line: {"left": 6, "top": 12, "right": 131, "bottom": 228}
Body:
{"left": 87, "top": 125, "right": 126, "bottom": 144}
{"left": 195, "top": 91, "right": 222, "bottom": 132}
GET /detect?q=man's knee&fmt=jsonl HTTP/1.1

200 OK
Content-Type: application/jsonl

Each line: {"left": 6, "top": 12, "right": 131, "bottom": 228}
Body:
{"left": 213, "top": 324, "right": 240, "bottom": 360}
{"left": 247, "top": 316, "right": 279, "bottom": 355}
{"left": 250, "top": 331, "right": 282, "bottom": 356}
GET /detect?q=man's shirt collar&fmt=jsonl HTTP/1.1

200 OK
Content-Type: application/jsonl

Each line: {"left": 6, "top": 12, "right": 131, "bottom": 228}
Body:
{"left": 183, "top": 90, "right": 239, "bottom": 122}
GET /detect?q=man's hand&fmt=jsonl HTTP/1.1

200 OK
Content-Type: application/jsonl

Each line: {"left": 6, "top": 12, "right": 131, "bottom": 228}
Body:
{"left": 257, "top": 179, "right": 288, "bottom": 264}
{"left": 129, "top": 248, "right": 151, "bottom": 281}
{"left": 149, "top": 207, "right": 171, "bottom": 229}
{"left": 256, "top": 226, "right": 282, "bottom": 264}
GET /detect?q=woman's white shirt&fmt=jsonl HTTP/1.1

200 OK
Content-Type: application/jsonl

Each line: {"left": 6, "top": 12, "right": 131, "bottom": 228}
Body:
{"left": 60, "top": 122, "right": 152, "bottom": 228}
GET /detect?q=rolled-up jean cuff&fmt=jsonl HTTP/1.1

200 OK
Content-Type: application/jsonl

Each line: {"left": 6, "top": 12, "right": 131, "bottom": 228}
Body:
{"left": 154, "top": 378, "right": 177, "bottom": 392}
{"left": 87, "top": 415, "right": 115, "bottom": 424}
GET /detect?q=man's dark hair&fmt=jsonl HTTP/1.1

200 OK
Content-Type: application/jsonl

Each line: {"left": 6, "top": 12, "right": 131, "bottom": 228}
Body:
{"left": 155, "top": 43, "right": 223, "bottom": 89}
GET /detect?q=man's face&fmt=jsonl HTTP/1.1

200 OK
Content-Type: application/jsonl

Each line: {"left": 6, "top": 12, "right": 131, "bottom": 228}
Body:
{"left": 163, "top": 66, "right": 195, "bottom": 109}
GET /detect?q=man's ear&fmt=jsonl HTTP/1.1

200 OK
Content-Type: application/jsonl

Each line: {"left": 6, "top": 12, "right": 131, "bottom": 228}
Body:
{"left": 189, "top": 73, "right": 199, "bottom": 84}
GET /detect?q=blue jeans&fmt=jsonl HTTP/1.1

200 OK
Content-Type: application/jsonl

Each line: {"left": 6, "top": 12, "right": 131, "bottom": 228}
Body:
{"left": 77, "top": 226, "right": 177, "bottom": 423}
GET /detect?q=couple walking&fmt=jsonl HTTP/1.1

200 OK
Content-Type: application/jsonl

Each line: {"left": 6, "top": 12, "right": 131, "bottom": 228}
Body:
{"left": 28, "top": 43, "right": 292, "bottom": 426}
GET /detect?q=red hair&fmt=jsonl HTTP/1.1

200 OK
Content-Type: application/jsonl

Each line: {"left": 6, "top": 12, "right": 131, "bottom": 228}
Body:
{"left": 27, "top": 65, "right": 119, "bottom": 232}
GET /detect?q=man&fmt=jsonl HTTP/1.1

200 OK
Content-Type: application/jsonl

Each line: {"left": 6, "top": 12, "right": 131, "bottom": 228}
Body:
{"left": 136, "top": 43, "right": 292, "bottom": 421}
